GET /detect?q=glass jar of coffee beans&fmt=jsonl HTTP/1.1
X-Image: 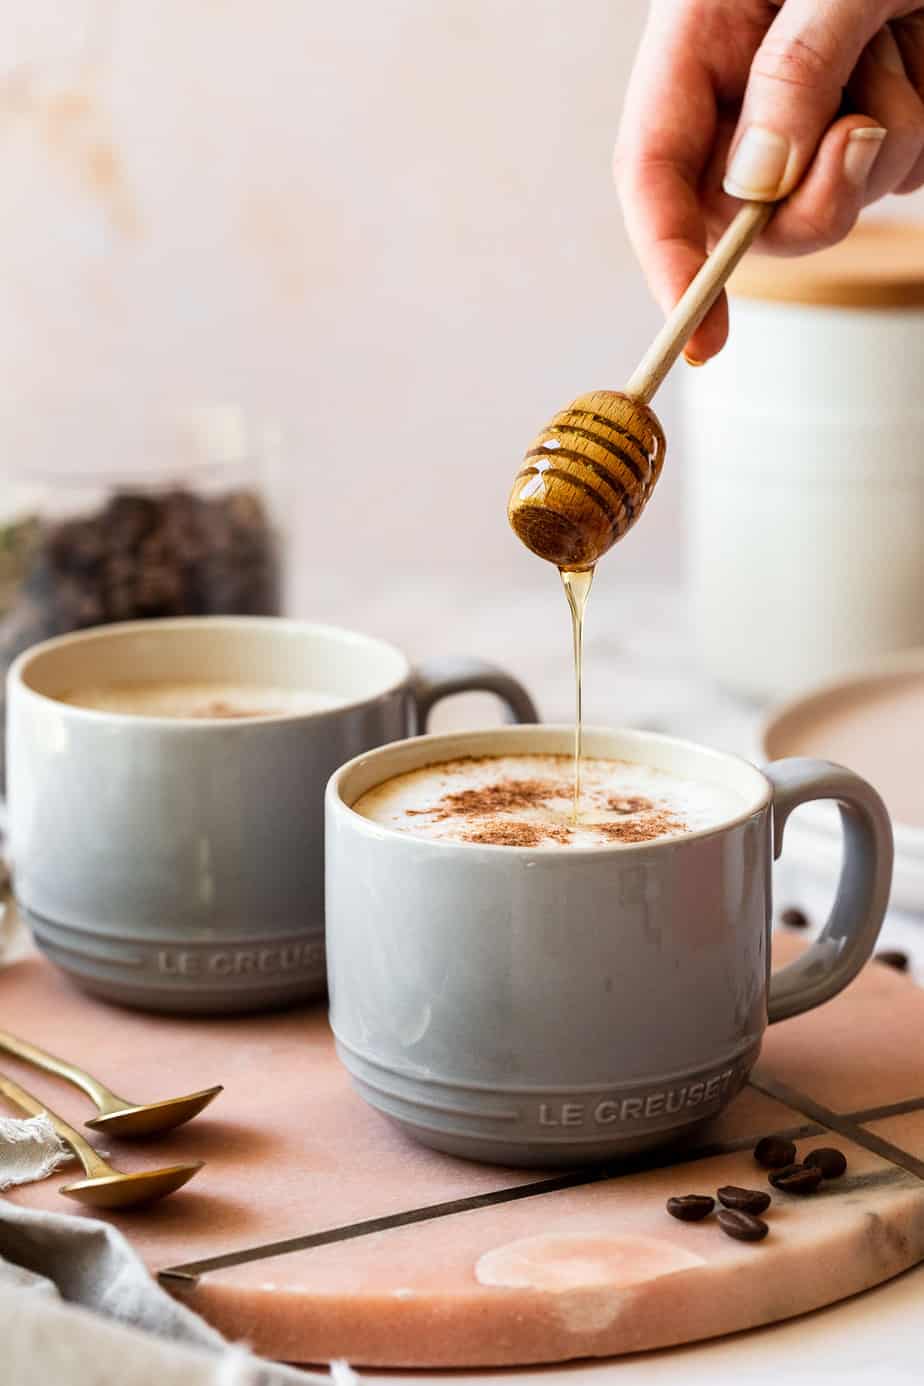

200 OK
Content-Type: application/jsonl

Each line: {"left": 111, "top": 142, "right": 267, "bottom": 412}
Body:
{"left": 0, "top": 407, "right": 284, "bottom": 777}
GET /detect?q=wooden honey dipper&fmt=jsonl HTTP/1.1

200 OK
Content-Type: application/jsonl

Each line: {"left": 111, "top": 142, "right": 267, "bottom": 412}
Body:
{"left": 508, "top": 201, "right": 774, "bottom": 570}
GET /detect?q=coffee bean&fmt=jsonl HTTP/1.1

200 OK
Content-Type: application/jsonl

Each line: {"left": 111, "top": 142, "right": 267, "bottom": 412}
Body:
{"left": 717, "top": 1209, "right": 769, "bottom": 1242}
{"left": 754, "top": 1135, "right": 797, "bottom": 1169}
{"left": 717, "top": 1185, "right": 772, "bottom": 1215}
{"left": 804, "top": 1147, "right": 847, "bottom": 1180}
{"left": 875, "top": 950, "right": 910, "bottom": 973}
{"left": 768, "top": 1162, "right": 807, "bottom": 1188}
{"left": 780, "top": 907, "right": 809, "bottom": 930}
{"left": 774, "top": 1165, "right": 824, "bottom": 1195}
{"left": 666, "top": 1195, "right": 715, "bottom": 1222}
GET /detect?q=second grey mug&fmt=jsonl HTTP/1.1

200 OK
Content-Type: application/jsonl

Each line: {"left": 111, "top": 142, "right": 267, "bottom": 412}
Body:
{"left": 7, "top": 617, "right": 537, "bottom": 1013}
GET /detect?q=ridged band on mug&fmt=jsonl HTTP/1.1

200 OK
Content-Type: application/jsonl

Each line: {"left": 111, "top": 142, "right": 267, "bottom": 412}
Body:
{"left": 23, "top": 905, "right": 327, "bottom": 1013}
{"left": 334, "top": 1031, "right": 761, "bottom": 1158}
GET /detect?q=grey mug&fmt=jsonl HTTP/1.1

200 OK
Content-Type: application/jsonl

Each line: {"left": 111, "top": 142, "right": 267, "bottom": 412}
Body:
{"left": 327, "top": 724, "right": 893, "bottom": 1166}
{"left": 7, "top": 617, "right": 537, "bottom": 1013}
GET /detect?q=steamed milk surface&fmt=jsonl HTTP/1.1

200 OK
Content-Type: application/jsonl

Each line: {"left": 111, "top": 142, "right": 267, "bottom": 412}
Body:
{"left": 61, "top": 681, "right": 343, "bottom": 719}
{"left": 352, "top": 753, "right": 746, "bottom": 848}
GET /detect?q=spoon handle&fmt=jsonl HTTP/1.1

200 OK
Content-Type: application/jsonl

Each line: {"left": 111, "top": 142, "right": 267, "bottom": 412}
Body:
{"left": 0, "top": 1069, "right": 112, "bottom": 1180}
{"left": 0, "top": 1027, "right": 118, "bottom": 1114}
{"left": 625, "top": 200, "right": 775, "bottom": 406}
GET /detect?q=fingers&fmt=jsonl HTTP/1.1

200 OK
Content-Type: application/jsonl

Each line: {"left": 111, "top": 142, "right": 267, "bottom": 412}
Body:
{"left": 893, "top": 9, "right": 924, "bottom": 91}
{"left": 895, "top": 145, "right": 924, "bottom": 191}
{"left": 754, "top": 116, "right": 887, "bottom": 255}
{"left": 846, "top": 22, "right": 924, "bottom": 197}
{"left": 616, "top": 0, "right": 924, "bottom": 372}
{"left": 878, "top": 13, "right": 924, "bottom": 192}
{"left": 723, "top": 0, "right": 889, "bottom": 201}
{"left": 619, "top": 152, "right": 731, "bottom": 363}
{"left": 614, "top": 4, "right": 726, "bottom": 359}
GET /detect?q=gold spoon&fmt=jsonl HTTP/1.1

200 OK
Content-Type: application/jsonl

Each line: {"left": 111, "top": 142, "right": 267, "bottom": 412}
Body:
{"left": 508, "top": 200, "right": 775, "bottom": 570}
{"left": 0, "top": 1070, "right": 203, "bottom": 1209}
{"left": 0, "top": 1027, "right": 222, "bottom": 1137}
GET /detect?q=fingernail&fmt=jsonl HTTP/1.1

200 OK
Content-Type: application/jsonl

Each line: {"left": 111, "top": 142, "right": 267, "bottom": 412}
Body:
{"left": 723, "top": 126, "right": 791, "bottom": 200}
{"left": 684, "top": 352, "right": 706, "bottom": 368}
{"left": 844, "top": 127, "right": 887, "bottom": 188}
{"left": 871, "top": 25, "right": 905, "bottom": 74}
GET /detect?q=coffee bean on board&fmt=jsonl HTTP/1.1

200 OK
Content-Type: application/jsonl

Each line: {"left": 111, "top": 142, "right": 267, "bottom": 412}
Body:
{"left": 666, "top": 1195, "right": 715, "bottom": 1222}
{"left": 768, "top": 1162, "right": 807, "bottom": 1188}
{"left": 780, "top": 907, "right": 809, "bottom": 930}
{"left": 805, "top": 1147, "right": 847, "bottom": 1180}
{"left": 754, "top": 1135, "right": 797, "bottom": 1168}
{"left": 717, "top": 1185, "right": 772, "bottom": 1215}
{"left": 774, "top": 1165, "right": 824, "bottom": 1195}
{"left": 875, "top": 950, "right": 910, "bottom": 973}
{"left": 717, "top": 1209, "right": 769, "bottom": 1243}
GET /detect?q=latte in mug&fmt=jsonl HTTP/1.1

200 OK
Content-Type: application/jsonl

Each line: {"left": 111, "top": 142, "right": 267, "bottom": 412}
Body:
{"left": 353, "top": 752, "right": 745, "bottom": 847}
{"left": 61, "top": 681, "right": 344, "bottom": 719}
{"left": 10, "top": 617, "right": 537, "bottom": 1013}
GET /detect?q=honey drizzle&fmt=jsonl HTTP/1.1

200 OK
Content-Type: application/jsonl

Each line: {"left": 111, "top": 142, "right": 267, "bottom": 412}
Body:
{"left": 559, "top": 566, "right": 594, "bottom": 822}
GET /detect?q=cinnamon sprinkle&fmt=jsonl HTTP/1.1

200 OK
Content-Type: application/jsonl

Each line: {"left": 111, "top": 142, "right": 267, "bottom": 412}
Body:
{"left": 463, "top": 819, "right": 572, "bottom": 847}
{"left": 595, "top": 812, "right": 685, "bottom": 843}
{"left": 397, "top": 760, "right": 689, "bottom": 846}
{"left": 409, "top": 778, "right": 557, "bottom": 821}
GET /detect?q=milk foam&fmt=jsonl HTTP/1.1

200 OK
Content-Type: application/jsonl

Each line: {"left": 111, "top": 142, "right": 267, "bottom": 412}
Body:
{"left": 353, "top": 754, "right": 746, "bottom": 848}
{"left": 61, "top": 681, "right": 343, "bottom": 720}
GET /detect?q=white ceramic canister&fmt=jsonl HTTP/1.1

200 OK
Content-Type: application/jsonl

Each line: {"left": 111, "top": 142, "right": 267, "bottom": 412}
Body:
{"left": 683, "top": 220, "right": 924, "bottom": 701}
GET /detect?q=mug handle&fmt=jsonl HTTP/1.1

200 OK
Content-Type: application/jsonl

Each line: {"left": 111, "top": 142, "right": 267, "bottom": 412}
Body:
{"left": 765, "top": 758, "right": 893, "bottom": 1024}
{"left": 410, "top": 657, "right": 539, "bottom": 731}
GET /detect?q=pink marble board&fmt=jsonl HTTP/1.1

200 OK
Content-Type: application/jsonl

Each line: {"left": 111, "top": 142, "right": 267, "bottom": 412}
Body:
{"left": 3, "top": 941, "right": 924, "bottom": 1368}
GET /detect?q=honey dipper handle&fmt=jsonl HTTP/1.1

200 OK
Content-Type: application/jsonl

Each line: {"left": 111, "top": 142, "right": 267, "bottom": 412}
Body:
{"left": 625, "top": 201, "right": 774, "bottom": 405}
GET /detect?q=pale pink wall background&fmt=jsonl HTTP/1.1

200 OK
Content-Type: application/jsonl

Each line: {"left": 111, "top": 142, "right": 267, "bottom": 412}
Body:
{"left": 0, "top": 0, "right": 680, "bottom": 600}
{"left": 0, "top": 1, "right": 919, "bottom": 643}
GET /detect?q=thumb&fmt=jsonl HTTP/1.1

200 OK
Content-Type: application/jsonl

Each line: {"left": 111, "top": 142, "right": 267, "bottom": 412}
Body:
{"left": 724, "top": 0, "right": 891, "bottom": 201}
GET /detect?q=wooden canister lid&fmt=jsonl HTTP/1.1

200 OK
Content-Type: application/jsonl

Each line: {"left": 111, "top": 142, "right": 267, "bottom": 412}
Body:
{"left": 729, "top": 220, "right": 924, "bottom": 308}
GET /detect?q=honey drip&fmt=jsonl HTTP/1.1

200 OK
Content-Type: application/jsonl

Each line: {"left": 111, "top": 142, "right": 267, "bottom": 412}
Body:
{"left": 560, "top": 566, "right": 594, "bottom": 822}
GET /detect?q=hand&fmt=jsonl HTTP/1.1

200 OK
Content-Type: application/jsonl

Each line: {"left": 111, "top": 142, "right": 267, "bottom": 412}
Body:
{"left": 615, "top": 1, "right": 924, "bottom": 363}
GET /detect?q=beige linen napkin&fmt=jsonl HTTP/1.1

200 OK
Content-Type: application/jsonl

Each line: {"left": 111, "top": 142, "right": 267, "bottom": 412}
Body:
{"left": 0, "top": 1113, "right": 71, "bottom": 1189}
{"left": 0, "top": 908, "right": 359, "bottom": 1382}
{"left": 0, "top": 1202, "right": 359, "bottom": 1385}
